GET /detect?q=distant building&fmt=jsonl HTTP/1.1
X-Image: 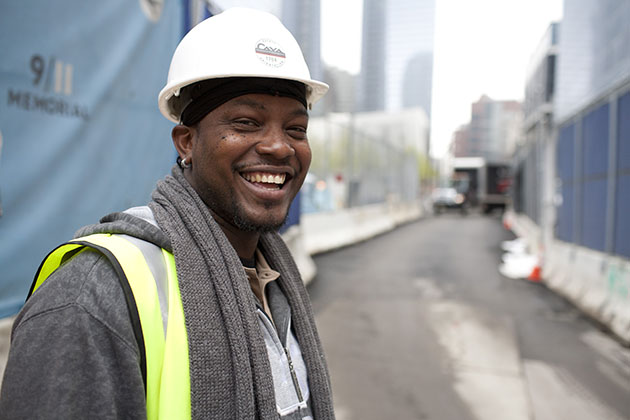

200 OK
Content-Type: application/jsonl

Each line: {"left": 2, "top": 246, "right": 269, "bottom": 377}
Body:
{"left": 307, "top": 108, "right": 430, "bottom": 207}
{"left": 513, "top": 23, "right": 559, "bottom": 227}
{"left": 400, "top": 51, "right": 434, "bottom": 116}
{"left": 505, "top": 0, "right": 630, "bottom": 343}
{"left": 451, "top": 125, "right": 472, "bottom": 158}
{"left": 322, "top": 66, "right": 357, "bottom": 113}
{"left": 386, "top": 0, "right": 435, "bottom": 115}
{"left": 452, "top": 95, "right": 523, "bottom": 161}
{"left": 554, "top": 0, "right": 629, "bottom": 123}
{"left": 357, "top": 0, "right": 386, "bottom": 112}
{"left": 282, "top": 0, "right": 323, "bottom": 84}
{"left": 358, "top": 0, "right": 435, "bottom": 114}
{"left": 553, "top": 0, "right": 630, "bottom": 256}
{"left": 353, "top": 107, "right": 430, "bottom": 155}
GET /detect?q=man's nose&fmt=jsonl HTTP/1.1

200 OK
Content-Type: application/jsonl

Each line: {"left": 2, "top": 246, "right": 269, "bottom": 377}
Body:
{"left": 255, "top": 127, "right": 296, "bottom": 159}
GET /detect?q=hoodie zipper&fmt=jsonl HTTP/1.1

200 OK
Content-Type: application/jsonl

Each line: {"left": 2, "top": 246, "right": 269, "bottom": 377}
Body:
{"left": 284, "top": 346, "right": 305, "bottom": 403}
{"left": 255, "top": 296, "right": 306, "bottom": 406}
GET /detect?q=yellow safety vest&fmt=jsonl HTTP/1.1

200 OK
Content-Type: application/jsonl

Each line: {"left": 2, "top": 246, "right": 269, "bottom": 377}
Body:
{"left": 30, "top": 233, "right": 191, "bottom": 420}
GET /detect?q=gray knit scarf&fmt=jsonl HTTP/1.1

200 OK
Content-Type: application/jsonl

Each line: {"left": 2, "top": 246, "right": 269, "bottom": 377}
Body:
{"left": 148, "top": 166, "right": 335, "bottom": 420}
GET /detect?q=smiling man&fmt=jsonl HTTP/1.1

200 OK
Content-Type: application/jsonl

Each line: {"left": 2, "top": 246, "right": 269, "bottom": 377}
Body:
{"left": 173, "top": 78, "right": 313, "bottom": 239}
{"left": 0, "top": 8, "right": 335, "bottom": 420}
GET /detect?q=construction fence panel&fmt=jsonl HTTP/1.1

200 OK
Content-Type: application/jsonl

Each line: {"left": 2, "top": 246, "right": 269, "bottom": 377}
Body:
{"left": 556, "top": 123, "right": 575, "bottom": 242}
{"left": 581, "top": 102, "right": 609, "bottom": 252}
{"left": 615, "top": 90, "right": 630, "bottom": 258}
{"left": 0, "top": 1, "right": 182, "bottom": 317}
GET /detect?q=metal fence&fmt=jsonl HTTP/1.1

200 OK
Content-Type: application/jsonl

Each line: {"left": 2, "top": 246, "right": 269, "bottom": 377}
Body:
{"left": 555, "top": 87, "right": 630, "bottom": 257}
{"left": 302, "top": 112, "right": 427, "bottom": 213}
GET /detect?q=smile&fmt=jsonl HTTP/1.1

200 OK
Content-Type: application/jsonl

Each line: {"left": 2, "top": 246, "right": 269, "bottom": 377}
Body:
{"left": 241, "top": 172, "right": 287, "bottom": 190}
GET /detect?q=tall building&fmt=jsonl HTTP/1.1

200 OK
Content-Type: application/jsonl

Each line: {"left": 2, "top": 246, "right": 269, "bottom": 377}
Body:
{"left": 386, "top": 0, "right": 435, "bottom": 114}
{"left": 554, "top": 0, "right": 629, "bottom": 123}
{"left": 553, "top": 0, "right": 630, "bottom": 256}
{"left": 453, "top": 95, "right": 523, "bottom": 161}
{"left": 281, "top": 0, "right": 323, "bottom": 84}
{"left": 452, "top": 125, "right": 472, "bottom": 157}
{"left": 322, "top": 66, "right": 356, "bottom": 113}
{"left": 358, "top": 0, "right": 435, "bottom": 114}
{"left": 514, "top": 23, "right": 559, "bottom": 227}
{"left": 357, "top": 0, "right": 386, "bottom": 112}
{"left": 506, "top": 1, "right": 630, "bottom": 343}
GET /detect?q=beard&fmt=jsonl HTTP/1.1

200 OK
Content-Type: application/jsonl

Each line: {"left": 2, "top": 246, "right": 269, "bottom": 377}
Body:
{"left": 231, "top": 199, "right": 288, "bottom": 233}
{"left": 194, "top": 176, "right": 292, "bottom": 234}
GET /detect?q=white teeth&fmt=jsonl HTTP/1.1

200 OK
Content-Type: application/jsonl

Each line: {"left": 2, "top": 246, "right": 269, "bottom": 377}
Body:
{"left": 243, "top": 172, "right": 286, "bottom": 185}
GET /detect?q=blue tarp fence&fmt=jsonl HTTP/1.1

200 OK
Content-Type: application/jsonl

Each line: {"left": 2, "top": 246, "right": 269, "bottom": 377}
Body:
{"left": 0, "top": 1, "right": 183, "bottom": 317}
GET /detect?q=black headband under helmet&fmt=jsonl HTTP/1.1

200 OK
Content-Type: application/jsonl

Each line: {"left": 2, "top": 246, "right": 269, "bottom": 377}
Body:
{"left": 178, "top": 77, "right": 307, "bottom": 126}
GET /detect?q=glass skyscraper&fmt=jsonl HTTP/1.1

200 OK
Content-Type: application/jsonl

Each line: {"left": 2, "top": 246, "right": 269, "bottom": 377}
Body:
{"left": 358, "top": 0, "right": 436, "bottom": 115}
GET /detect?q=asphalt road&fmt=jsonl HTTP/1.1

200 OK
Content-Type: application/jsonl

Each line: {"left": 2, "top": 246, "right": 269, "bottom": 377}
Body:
{"left": 309, "top": 211, "right": 630, "bottom": 420}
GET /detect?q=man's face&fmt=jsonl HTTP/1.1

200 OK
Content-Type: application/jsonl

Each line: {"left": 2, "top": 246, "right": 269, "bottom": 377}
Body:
{"left": 187, "top": 93, "right": 311, "bottom": 233}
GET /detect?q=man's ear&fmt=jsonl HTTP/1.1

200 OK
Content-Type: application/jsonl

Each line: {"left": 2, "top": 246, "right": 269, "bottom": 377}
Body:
{"left": 172, "top": 124, "right": 195, "bottom": 159}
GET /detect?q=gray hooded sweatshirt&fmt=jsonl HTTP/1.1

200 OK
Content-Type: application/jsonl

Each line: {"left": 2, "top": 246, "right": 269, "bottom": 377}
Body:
{"left": 0, "top": 210, "right": 314, "bottom": 419}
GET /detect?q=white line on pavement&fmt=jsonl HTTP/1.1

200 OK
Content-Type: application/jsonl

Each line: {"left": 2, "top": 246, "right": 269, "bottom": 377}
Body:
{"left": 428, "top": 301, "right": 532, "bottom": 420}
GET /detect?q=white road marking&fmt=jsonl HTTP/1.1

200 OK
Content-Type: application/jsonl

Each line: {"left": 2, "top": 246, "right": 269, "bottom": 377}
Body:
{"left": 428, "top": 301, "right": 532, "bottom": 420}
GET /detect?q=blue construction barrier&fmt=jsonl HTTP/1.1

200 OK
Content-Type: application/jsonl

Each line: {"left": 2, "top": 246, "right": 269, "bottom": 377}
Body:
{"left": 0, "top": 1, "right": 183, "bottom": 317}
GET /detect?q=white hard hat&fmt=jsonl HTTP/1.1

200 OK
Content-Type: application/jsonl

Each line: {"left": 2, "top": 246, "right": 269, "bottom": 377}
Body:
{"left": 158, "top": 7, "right": 329, "bottom": 123}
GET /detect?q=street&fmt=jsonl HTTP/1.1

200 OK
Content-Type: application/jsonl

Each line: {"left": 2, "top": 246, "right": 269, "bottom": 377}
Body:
{"left": 309, "top": 211, "right": 630, "bottom": 420}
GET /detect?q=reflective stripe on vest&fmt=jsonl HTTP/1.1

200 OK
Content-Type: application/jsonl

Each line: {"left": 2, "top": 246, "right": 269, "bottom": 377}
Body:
{"left": 30, "top": 233, "right": 191, "bottom": 420}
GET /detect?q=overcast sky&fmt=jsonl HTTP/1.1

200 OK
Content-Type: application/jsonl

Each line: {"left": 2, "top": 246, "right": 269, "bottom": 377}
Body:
{"left": 320, "top": 0, "right": 564, "bottom": 158}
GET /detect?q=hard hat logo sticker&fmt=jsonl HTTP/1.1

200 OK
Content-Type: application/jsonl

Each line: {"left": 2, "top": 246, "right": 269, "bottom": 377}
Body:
{"left": 255, "top": 39, "right": 286, "bottom": 68}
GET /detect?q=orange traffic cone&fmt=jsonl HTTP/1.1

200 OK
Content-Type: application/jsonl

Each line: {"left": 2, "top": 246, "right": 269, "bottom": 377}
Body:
{"left": 528, "top": 264, "right": 542, "bottom": 282}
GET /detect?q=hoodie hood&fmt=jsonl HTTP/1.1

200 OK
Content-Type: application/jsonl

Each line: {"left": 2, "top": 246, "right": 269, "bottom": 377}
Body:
{"left": 74, "top": 206, "right": 172, "bottom": 252}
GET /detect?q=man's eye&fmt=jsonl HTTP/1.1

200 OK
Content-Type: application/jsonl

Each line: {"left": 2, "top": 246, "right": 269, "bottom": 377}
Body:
{"left": 234, "top": 119, "right": 258, "bottom": 127}
{"left": 288, "top": 127, "right": 308, "bottom": 139}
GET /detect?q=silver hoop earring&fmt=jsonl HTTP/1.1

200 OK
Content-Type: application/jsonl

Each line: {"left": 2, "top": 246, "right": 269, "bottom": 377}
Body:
{"left": 180, "top": 157, "right": 191, "bottom": 169}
